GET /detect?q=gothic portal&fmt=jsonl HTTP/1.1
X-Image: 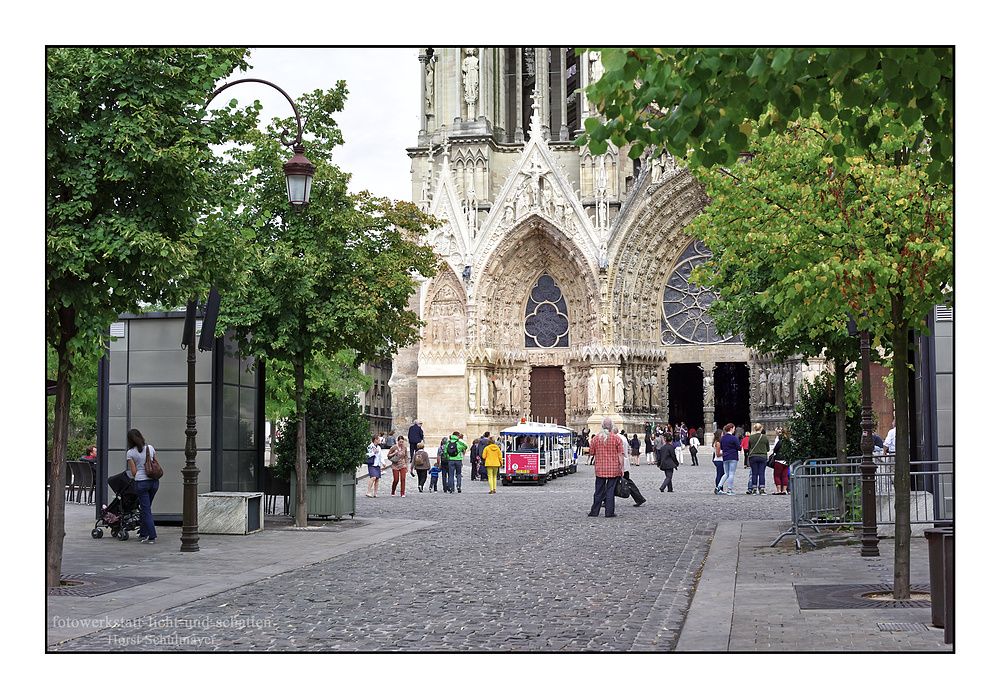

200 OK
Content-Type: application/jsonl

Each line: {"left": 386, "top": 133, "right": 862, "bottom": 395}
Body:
{"left": 390, "top": 48, "right": 824, "bottom": 443}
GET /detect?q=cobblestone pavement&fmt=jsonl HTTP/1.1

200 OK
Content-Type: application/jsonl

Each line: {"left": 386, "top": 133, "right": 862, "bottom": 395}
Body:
{"left": 51, "top": 455, "right": 792, "bottom": 651}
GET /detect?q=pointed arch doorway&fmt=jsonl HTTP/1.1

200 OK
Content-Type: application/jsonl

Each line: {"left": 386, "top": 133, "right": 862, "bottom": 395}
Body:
{"left": 530, "top": 367, "right": 566, "bottom": 424}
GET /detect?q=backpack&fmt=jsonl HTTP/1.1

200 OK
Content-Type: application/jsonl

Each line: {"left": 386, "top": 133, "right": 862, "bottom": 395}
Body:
{"left": 414, "top": 451, "right": 426, "bottom": 468}
{"left": 446, "top": 440, "right": 459, "bottom": 458}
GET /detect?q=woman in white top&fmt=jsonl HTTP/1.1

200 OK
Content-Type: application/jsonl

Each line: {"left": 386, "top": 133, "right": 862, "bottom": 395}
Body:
{"left": 126, "top": 428, "right": 158, "bottom": 543}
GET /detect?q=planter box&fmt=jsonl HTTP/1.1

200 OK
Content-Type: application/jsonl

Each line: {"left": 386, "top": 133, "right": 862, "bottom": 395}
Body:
{"left": 288, "top": 470, "right": 356, "bottom": 520}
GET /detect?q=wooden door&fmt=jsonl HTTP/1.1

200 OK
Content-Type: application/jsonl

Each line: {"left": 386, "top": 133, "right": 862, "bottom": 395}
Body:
{"left": 529, "top": 367, "right": 566, "bottom": 424}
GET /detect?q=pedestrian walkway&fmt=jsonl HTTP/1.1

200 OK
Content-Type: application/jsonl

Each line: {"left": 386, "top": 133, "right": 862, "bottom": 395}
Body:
{"left": 679, "top": 520, "right": 950, "bottom": 651}
{"left": 47, "top": 500, "right": 434, "bottom": 647}
{"left": 47, "top": 452, "right": 952, "bottom": 652}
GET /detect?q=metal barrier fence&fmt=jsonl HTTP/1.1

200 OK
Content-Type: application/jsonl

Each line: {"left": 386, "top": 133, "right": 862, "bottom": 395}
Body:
{"left": 771, "top": 459, "right": 953, "bottom": 549}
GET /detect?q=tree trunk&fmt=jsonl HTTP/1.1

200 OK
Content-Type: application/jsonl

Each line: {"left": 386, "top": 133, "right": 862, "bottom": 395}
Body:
{"left": 890, "top": 294, "right": 911, "bottom": 600}
{"left": 293, "top": 359, "right": 308, "bottom": 528}
{"left": 834, "top": 356, "right": 847, "bottom": 463}
{"left": 46, "top": 306, "right": 76, "bottom": 588}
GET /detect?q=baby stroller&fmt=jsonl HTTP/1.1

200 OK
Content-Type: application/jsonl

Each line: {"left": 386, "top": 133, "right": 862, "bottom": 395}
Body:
{"left": 92, "top": 471, "right": 140, "bottom": 541}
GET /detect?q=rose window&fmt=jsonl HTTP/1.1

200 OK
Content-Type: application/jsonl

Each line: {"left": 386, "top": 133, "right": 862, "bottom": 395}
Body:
{"left": 524, "top": 273, "right": 569, "bottom": 348}
{"left": 661, "top": 240, "right": 736, "bottom": 344}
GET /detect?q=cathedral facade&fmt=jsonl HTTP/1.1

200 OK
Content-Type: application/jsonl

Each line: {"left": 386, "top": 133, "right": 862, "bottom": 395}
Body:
{"left": 390, "top": 48, "right": 821, "bottom": 443}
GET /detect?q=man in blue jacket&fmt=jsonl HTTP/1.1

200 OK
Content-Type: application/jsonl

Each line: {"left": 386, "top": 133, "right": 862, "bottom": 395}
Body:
{"left": 408, "top": 419, "right": 424, "bottom": 461}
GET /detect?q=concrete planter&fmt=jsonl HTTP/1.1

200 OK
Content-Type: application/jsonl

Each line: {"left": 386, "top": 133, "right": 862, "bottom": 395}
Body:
{"left": 288, "top": 470, "right": 356, "bottom": 520}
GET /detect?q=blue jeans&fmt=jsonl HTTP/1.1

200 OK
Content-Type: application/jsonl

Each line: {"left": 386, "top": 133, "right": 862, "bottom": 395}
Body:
{"left": 748, "top": 456, "right": 767, "bottom": 489}
{"left": 590, "top": 476, "right": 619, "bottom": 516}
{"left": 719, "top": 460, "right": 738, "bottom": 491}
{"left": 134, "top": 478, "right": 159, "bottom": 539}
{"left": 444, "top": 460, "right": 462, "bottom": 492}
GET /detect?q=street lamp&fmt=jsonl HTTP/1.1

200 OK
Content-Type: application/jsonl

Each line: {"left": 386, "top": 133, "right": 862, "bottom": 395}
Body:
{"left": 207, "top": 78, "right": 317, "bottom": 211}
{"left": 178, "top": 79, "right": 315, "bottom": 553}
{"left": 847, "top": 313, "right": 880, "bottom": 557}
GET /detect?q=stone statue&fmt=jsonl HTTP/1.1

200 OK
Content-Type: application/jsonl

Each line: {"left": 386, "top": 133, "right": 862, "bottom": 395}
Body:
{"left": 589, "top": 50, "right": 604, "bottom": 82}
{"left": 704, "top": 374, "right": 715, "bottom": 408}
{"left": 769, "top": 367, "right": 780, "bottom": 408}
{"left": 511, "top": 375, "right": 522, "bottom": 414}
{"left": 758, "top": 370, "right": 767, "bottom": 408}
{"left": 498, "top": 375, "right": 510, "bottom": 414}
{"left": 624, "top": 370, "right": 634, "bottom": 410}
{"left": 794, "top": 365, "right": 804, "bottom": 400}
{"left": 468, "top": 372, "right": 477, "bottom": 411}
{"left": 649, "top": 371, "right": 660, "bottom": 410}
{"left": 462, "top": 48, "right": 479, "bottom": 118}
{"left": 480, "top": 372, "right": 490, "bottom": 412}
{"left": 587, "top": 368, "right": 598, "bottom": 410}
{"left": 614, "top": 369, "right": 624, "bottom": 412}
{"left": 599, "top": 370, "right": 612, "bottom": 412}
{"left": 425, "top": 60, "right": 434, "bottom": 112}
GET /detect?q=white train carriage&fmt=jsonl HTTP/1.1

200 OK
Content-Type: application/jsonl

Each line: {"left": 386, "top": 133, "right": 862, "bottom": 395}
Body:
{"left": 499, "top": 421, "right": 577, "bottom": 486}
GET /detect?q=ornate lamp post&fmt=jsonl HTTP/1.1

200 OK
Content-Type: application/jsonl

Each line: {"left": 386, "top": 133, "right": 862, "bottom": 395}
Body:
{"left": 848, "top": 313, "right": 880, "bottom": 557}
{"left": 178, "top": 79, "right": 316, "bottom": 553}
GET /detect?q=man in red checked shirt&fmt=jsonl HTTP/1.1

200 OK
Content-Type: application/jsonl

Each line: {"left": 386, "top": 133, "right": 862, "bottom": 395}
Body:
{"left": 588, "top": 417, "right": 625, "bottom": 518}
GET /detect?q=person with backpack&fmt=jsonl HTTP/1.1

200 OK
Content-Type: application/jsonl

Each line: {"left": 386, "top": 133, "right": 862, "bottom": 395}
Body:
{"left": 746, "top": 424, "right": 770, "bottom": 495}
{"left": 410, "top": 441, "right": 431, "bottom": 492}
{"left": 688, "top": 433, "right": 701, "bottom": 466}
{"left": 443, "top": 431, "right": 468, "bottom": 494}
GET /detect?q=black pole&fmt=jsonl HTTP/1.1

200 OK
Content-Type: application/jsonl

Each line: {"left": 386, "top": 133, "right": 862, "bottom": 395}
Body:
{"left": 859, "top": 327, "right": 880, "bottom": 557}
{"left": 180, "top": 300, "right": 200, "bottom": 552}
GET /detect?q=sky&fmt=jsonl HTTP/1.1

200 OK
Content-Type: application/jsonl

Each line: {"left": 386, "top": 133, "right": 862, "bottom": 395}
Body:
{"left": 227, "top": 48, "right": 420, "bottom": 203}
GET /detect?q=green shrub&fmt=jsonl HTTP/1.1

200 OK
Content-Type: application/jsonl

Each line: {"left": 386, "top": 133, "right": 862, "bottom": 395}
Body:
{"left": 785, "top": 370, "right": 863, "bottom": 463}
{"left": 273, "top": 389, "right": 370, "bottom": 480}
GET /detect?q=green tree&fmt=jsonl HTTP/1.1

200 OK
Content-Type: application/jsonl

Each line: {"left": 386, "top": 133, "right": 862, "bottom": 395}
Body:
{"left": 785, "top": 371, "right": 863, "bottom": 464}
{"left": 577, "top": 48, "right": 954, "bottom": 182}
{"left": 272, "top": 389, "right": 370, "bottom": 481}
{"left": 580, "top": 49, "right": 954, "bottom": 598}
{"left": 263, "top": 350, "right": 373, "bottom": 465}
{"left": 689, "top": 116, "right": 952, "bottom": 598}
{"left": 217, "top": 85, "right": 439, "bottom": 527}
{"left": 45, "top": 48, "right": 260, "bottom": 587}
{"left": 689, "top": 227, "right": 860, "bottom": 462}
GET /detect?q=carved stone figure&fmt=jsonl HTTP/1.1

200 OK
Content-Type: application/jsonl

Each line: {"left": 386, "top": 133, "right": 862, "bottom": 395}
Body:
{"left": 424, "top": 60, "right": 434, "bottom": 112}
{"left": 704, "top": 374, "right": 715, "bottom": 408}
{"left": 462, "top": 48, "right": 479, "bottom": 117}
{"left": 468, "top": 372, "right": 477, "bottom": 411}
{"left": 768, "top": 367, "right": 780, "bottom": 408}
{"left": 587, "top": 368, "right": 598, "bottom": 410}
{"left": 511, "top": 375, "right": 522, "bottom": 414}
{"left": 480, "top": 371, "right": 490, "bottom": 411}
{"left": 614, "top": 369, "right": 624, "bottom": 412}
{"left": 599, "top": 370, "right": 612, "bottom": 412}
{"left": 758, "top": 370, "right": 768, "bottom": 408}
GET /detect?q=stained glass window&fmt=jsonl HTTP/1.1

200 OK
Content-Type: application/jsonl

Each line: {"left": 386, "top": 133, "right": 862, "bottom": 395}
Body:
{"left": 525, "top": 273, "right": 569, "bottom": 348}
{"left": 661, "top": 240, "right": 735, "bottom": 345}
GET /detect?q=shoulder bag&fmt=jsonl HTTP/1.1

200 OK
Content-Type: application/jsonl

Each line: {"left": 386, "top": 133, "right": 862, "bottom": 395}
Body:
{"left": 145, "top": 446, "right": 164, "bottom": 480}
{"left": 615, "top": 476, "right": 631, "bottom": 498}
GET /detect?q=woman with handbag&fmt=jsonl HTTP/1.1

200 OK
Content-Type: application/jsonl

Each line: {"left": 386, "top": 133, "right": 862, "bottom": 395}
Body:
{"left": 126, "top": 428, "right": 158, "bottom": 544}
{"left": 388, "top": 435, "right": 410, "bottom": 497}
{"left": 365, "top": 435, "right": 383, "bottom": 498}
